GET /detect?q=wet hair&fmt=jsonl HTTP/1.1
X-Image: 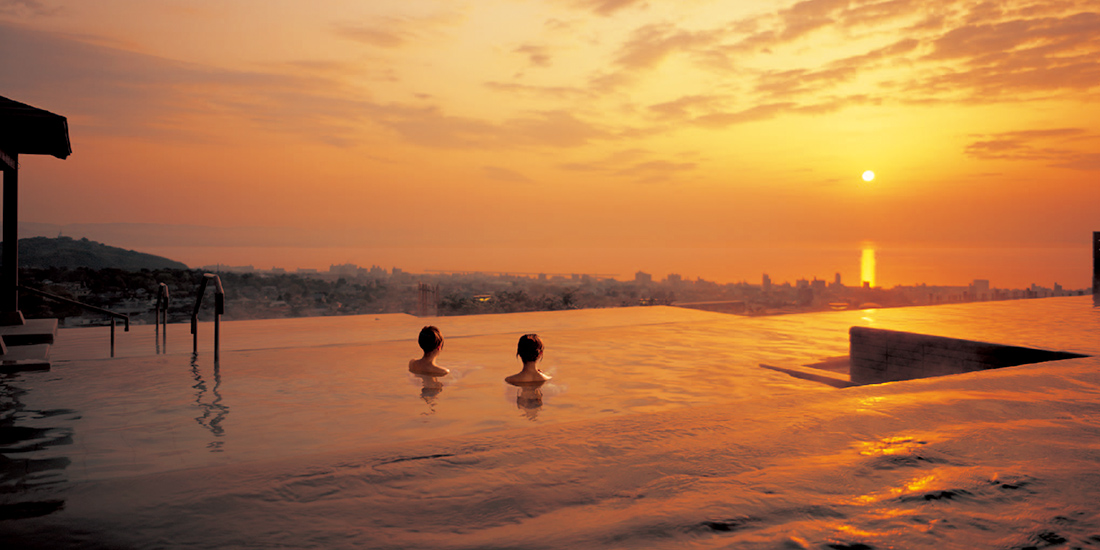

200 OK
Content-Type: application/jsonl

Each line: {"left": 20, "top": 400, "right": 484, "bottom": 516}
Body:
{"left": 516, "top": 333, "right": 543, "bottom": 362}
{"left": 418, "top": 326, "right": 443, "bottom": 353}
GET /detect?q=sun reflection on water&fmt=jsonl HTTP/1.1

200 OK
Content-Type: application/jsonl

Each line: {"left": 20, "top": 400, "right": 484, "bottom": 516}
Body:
{"left": 861, "top": 245, "right": 876, "bottom": 288}
{"left": 856, "top": 435, "right": 925, "bottom": 456}
{"left": 853, "top": 473, "right": 940, "bottom": 505}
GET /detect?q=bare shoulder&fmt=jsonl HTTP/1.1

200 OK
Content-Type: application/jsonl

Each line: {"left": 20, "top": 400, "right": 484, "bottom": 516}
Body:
{"left": 505, "top": 371, "right": 551, "bottom": 386}
{"left": 411, "top": 359, "right": 449, "bottom": 376}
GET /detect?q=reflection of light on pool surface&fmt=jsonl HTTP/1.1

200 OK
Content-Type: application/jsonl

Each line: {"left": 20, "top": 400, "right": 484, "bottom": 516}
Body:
{"left": 5, "top": 296, "right": 1100, "bottom": 548}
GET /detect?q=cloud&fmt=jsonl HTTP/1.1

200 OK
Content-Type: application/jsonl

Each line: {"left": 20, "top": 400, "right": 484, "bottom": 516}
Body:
{"left": 910, "top": 9, "right": 1100, "bottom": 100}
{"left": 795, "top": 94, "right": 878, "bottom": 113}
{"left": 360, "top": 104, "right": 498, "bottom": 148}
{"left": 559, "top": 148, "right": 649, "bottom": 171}
{"left": 334, "top": 24, "right": 408, "bottom": 49}
{"left": 640, "top": 91, "right": 877, "bottom": 129}
{"left": 7, "top": 0, "right": 1099, "bottom": 161}
{"left": 648, "top": 95, "right": 730, "bottom": 120}
{"left": 484, "top": 81, "right": 590, "bottom": 100}
{"left": 1052, "top": 154, "right": 1100, "bottom": 171}
{"left": 503, "top": 110, "right": 610, "bottom": 147}
{"left": 586, "top": 70, "right": 635, "bottom": 94}
{"left": 558, "top": 0, "right": 647, "bottom": 16}
{"left": 619, "top": 0, "right": 1100, "bottom": 117}
{"left": 926, "top": 12, "right": 1095, "bottom": 61}
{"left": 613, "top": 23, "right": 725, "bottom": 70}
{"left": 0, "top": 21, "right": 384, "bottom": 146}
{"left": 694, "top": 102, "right": 797, "bottom": 128}
{"left": 558, "top": 149, "right": 695, "bottom": 183}
{"left": 965, "top": 128, "right": 1100, "bottom": 171}
{"left": 755, "top": 65, "right": 860, "bottom": 97}
{"left": 345, "top": 0, "right": 1100, "bottom": 145}
{"left": 363, "top": 105, "right": 609, "bottom": 149}
{"left": 718, "top": 0, "right": 870, "bottom": 54}
{"left": 965, "top": 128, "right": 1083, "bottom": 160}
{"left": 840, "top": 0, "right": 930, "bottom": 27}
{"left": 0, "top": 21, "right": 614, "bottom": 152}
{"left": 333, "top": 11, "right": 463, "bottom": 49}
{"left": 778, "top": 0, "right": 850, "bottom": 42}
{"left": 613, "top": 160, "right": 696, "bottom": 183}
{"left": 0, "top": 0, "right": 55, "bottom": 16}
{"left": 483, "top": 166, "right": 533, "bottom": 183}
{"left": 514, "top": 44, "right": 552, "bottom": 67}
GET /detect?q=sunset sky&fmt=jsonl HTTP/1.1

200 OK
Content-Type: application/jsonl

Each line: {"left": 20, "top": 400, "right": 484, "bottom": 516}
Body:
{"left": 2, "top": 0, "right": 1098, "bottom": 287}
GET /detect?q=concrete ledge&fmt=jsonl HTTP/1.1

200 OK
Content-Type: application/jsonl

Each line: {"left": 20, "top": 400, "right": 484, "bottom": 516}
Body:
{"left": 850, "top": 326, "right": 1087, "bottom": 385}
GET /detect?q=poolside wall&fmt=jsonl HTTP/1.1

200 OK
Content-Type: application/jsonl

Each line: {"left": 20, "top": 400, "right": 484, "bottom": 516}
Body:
{"left": 1093, "top": 231, "right": 1099, "bottom": 306}
{"left": 849, "top": 327, "right": 1086, "bottom": 385}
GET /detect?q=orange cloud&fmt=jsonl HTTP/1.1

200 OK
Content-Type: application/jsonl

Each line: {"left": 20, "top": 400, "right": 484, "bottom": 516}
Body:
{"left": 483, "top": 81, "right": 590, "bottom": 100}
{"left": 561, "top": 0, "right": 647, "bottom": 16}
{"left": 513, "top": 44, "right": 553, "bottom": 67}
{"left": 613, "top": 23, "right": 725, "bottom": 70}
{"left": 965, "top": 128, "right": 1100, "bottom": 171}
{"left": 0, "top": 0, "right": 54, "bottom": 16}
{"left": 558, "top": 149, "right": 696, "bottom": 183}
{"left": 482, "top": 166, "right": 534, "bottom": 183}
{"left": 333, "top": 11, "right": 462, "bottom": 49}
{"left": 334, "top": 24, "right": 409, "bottom": 49}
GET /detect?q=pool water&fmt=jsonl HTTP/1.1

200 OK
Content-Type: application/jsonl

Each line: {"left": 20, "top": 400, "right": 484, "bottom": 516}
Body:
{"left": 3, "top": 297, "right": 1100, "bottom": 548}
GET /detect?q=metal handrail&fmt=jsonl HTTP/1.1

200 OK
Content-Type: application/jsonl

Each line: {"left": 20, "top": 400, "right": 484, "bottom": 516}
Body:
{"left": 190, "top": 273, "right": 224, "bottom": 360}
{"left": 155, "top": 283, "right": 169, "bottom": 353}
{"left": 17, "top": 284, "right": 130, "bottom": 357}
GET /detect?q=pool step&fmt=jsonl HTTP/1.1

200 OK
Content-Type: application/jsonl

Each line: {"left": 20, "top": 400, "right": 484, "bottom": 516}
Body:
{"left": 0, "top": 318, "right": 57, "bottom": 372}
{"left": 0, "top": 318, "right": 58, "bottom": 346}
{"left": 0, "top": 343, "right": 52, "bottom": 372}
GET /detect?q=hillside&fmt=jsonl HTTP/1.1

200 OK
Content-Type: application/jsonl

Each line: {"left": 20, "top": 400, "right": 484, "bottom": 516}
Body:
{"left": 0, "top": 236, "right": 189, "bottom": 270}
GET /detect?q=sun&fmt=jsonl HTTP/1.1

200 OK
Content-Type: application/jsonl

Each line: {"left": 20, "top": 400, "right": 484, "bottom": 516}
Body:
{"left": 862, "top": 170, "right": 875, "bottom": 182}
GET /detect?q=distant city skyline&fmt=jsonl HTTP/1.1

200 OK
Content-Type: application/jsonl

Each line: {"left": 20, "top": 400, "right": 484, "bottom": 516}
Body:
{"left": 189, "top": 247, "right": 1085, "bottom": 293}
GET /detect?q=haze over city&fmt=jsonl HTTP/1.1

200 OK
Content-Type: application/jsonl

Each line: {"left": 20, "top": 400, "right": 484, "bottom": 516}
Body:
{"left": 2, "top": 0, "right": 1098, "bottom": 287}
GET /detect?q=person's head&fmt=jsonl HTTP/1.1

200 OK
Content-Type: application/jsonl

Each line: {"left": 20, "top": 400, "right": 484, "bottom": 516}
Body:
{"left": 517, "top": 333, "right": 543, "bottom": 363}
{"left": 418, "top": 326, "right": 443, "bottom": 353}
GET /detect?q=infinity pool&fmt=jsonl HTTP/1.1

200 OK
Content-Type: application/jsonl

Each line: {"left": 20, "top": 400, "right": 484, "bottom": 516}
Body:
{"left": 3, "top": 297, "right": 1100, "bottom": 549}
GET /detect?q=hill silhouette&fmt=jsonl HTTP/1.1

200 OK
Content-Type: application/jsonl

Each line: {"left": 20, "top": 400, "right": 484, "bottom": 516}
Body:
{"left": 0, "top": 236, "right": 189, "bottom": 270}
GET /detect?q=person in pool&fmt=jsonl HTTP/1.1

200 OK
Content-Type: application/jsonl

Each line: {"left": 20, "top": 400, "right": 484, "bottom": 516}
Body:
{"left": 505, "top": 333, "right": 552, "bottom": 386}
{"left": 408, "top": 326, "right": 450, "bottom": 376}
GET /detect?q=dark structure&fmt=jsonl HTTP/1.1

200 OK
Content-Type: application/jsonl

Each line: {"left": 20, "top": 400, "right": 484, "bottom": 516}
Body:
{"left": 0, "top": 96, "right": 72, "bottom": 324}
{"left": 849, "top": 326, "right": 1086, "bottom": 385}
{"left": 1094, "top": 231, "right": 1099, "bottom": 307}
{"left": 0, "top": 97, "right": 71, "bottom": 370}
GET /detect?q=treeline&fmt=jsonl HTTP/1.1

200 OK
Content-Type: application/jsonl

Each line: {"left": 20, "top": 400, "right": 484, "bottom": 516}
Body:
{"left": 4, "top": 236, "right": 188, "bottom": 270}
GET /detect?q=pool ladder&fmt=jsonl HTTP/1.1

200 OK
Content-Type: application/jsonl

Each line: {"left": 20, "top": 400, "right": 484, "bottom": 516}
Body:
{"left": 190, "top": 273, "right": 225, "bottom": 361}
{"left": 155, "top": 283, "right": 169, "bottom": 353}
